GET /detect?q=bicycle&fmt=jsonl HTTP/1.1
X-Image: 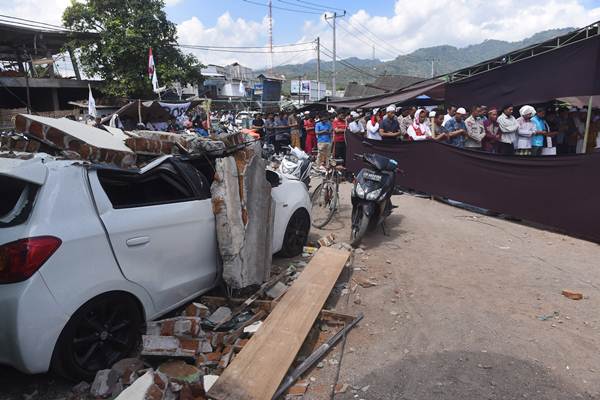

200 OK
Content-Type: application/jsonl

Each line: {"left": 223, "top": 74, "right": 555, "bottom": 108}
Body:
{"left": 310, "top": 158, "right": 345, "bottom": 228}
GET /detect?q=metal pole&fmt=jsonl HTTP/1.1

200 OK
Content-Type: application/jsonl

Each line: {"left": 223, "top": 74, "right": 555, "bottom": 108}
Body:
{"left": 332, "top": 12, "right": 336, "bottom": 94}
{"left": 582, "top": 96, "right": 593, "bottom": 154}
{"left": 268, "top": 0, "right": 273, "bottom": 73}
{"left": 316, "top": 37, "right": 320, "bottom": 100}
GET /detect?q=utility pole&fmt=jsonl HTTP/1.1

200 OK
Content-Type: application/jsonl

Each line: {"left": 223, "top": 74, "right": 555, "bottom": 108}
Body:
{"left": 428, "top": 58, "right": 439, "bottom": 78}
{"left": 325, "top": 11, "right": 345, "bottom": 96}
{"left": 372, "top": 45, "right": 375, "bottom": 60}
{"left": 316, "top": 37, "right": 320, "bottom": 99}
{"left": 268, "top": 0, "right": 273, "bottom": 73}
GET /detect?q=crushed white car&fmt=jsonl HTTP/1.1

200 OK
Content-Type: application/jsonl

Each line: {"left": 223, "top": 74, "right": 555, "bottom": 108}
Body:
{"left": 0, "top": 151, "right": 311, "bottom": 379}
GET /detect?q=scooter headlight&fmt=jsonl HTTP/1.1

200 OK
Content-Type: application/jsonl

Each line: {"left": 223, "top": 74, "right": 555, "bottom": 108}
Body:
{"left": 366, "top": 188, "right": 382, "bottom": 200}
{"left": 281, "top": 163, "right": 296, "bottom": 174}
{"left": 355, "top": 183, "right": 366, "bottom": 197}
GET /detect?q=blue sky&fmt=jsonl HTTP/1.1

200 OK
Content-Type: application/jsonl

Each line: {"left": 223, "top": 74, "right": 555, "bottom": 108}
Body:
{"left": 2, "top": 0, "right": 600, "bottom": 69}
{"left": 166, "top": 0, "right": 392, "bottom": 44}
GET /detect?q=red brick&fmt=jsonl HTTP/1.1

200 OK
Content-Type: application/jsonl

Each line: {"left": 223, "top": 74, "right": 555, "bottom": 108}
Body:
{"left": 160, "top": 320, "right": 175, "bottom": 336}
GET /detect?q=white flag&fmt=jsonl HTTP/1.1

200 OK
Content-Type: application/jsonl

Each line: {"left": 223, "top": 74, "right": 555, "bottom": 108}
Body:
{"left": 152, "top": 69, "right": 159, "bottom": 92}
{"left": 88, "top": 84, "right": 96, "bottom": 118}
{"left": 239, "top": 81, "right": 245, "bottom": 96}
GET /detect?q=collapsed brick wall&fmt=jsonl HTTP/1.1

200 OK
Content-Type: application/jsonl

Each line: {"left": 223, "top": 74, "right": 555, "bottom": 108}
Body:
{"left": 210, "top": 141, "right": 274, "bottom": 289}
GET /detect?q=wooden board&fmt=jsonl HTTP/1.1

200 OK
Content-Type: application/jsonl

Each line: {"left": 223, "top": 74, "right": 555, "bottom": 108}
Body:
{"left": 207, "top": 247, "right": 350, "bottom": 400}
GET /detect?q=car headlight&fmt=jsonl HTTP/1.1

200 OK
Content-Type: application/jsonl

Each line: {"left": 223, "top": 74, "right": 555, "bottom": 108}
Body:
{"left": 366, "top": 188, "right": 382, "bottom": 200}
{"left": 355, "top": 183, "right": 366, "bottom": 197}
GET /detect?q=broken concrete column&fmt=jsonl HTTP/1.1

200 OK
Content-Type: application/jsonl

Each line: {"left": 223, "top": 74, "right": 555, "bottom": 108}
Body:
{"left": 211, "top": 140, "right": 274, "bottom": 289}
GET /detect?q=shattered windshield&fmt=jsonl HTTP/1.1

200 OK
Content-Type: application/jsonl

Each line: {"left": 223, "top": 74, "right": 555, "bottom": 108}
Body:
{"left": 0, "top": 175, "right": 38, "bottom": 227}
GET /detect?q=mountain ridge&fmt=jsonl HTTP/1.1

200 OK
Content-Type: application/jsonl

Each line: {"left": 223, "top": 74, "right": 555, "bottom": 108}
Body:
{"left": 256, "top": 28, "right": 575, "bottom": 92}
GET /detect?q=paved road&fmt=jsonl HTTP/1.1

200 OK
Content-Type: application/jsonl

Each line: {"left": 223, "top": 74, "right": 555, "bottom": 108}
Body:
{"left": 305, "top": 182, "right": 600, "bottom": 399}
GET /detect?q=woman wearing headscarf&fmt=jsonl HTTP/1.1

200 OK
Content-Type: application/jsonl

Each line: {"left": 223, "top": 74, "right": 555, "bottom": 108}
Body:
{"left": 497, "top": 105, "right": 519, "bottom": 155}
{"left": 516, "top": 105, "right": 537, "bottom": 156}
{"left": 406, "top": 109, "right": 432, "bottom": 141}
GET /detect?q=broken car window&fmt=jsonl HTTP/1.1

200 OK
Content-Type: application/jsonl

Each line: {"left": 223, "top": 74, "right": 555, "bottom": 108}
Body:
{"left": 0, "top": 176, "right": 38, "bottom": 227}
{"left": 97, "top": 165, "right": 200, "bottom": 209}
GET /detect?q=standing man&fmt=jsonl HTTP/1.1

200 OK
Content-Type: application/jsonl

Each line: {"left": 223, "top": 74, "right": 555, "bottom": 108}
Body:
{"left": 315, "top": 113, "right": 333, "bottom": 168}
{"left": 482, "top": 108, "right": 501, "bottom": 153}
{"left": 379, "top": 105, "right": 402, "bottom": 139}
{"left": 251, "top": 113, "right": 265, "bottom": 139}
{"left": 400, "top": 106, "right": 417, "bottom": 139}
{"left": 288, "top": 112, "right": 301, "bottom": 149}
{"left": 431, "top": 110, "right": 449, "bottom": 141}
{"left": 516, "top": 105, "right": 537, "bottom": 156}
{"left": 464, "top": 105, "right": 485, "bottom": 149}
{"left": 497, "top": 105, "right": 519, "bottom": 155}
{"left": 304, "top": 113, "right": 317, "bottom": 155}
{"left": 443, "top": 105, "right": 457, "bottom": 125}
{"left": 443, "top": 107, "right": 468, "bottom": 148}
{"left": 274, "top": 112, "right": 290, "bottom": 153}
{"left": 264, "top": 113, "right": 275, "bottom": 145}
{"left": 348, "top": 111, "right": 365, "bottom": 135}
{"left": 332, "top": 112, "right": 348, "bottom": 163}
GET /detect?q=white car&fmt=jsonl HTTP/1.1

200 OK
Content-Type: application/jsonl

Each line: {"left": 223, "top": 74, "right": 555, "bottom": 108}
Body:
{"left": 0, "top": 152, "right": 311, "bottom": 379}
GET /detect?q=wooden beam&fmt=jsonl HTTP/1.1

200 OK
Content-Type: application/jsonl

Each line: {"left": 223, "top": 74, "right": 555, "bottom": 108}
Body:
{"left": 207, "top": 247, "right": 350, "bottom": 400}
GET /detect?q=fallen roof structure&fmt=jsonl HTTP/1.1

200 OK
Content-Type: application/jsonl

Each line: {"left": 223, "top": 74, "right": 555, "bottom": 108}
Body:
{"left": 445, "top": 21, "right": 600, "bottom": 106}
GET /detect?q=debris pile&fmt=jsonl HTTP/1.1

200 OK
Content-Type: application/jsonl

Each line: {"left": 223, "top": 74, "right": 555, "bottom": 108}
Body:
{"left": 77, "top": 248, "right": 356, "bottom": 400}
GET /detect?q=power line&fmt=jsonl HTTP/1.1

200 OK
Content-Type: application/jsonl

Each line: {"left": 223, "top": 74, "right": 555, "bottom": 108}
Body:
{"left": 277, "top": 0, "right": 327, "bottom": 13}
{"left": 177, "top": 41, "right": 315, "bottom": 49}
{"left": 335, "top": 20, "right": 396, "bottom": 59}
{"left": 241, "top": 0, "right": 322, "bottom": 15}
{"left": 0, "top": 14, "right": 71, "bottom": 31}
{"left": 336, "top": 19, "right": 397, "bottom": 59}
{"left": 320, "top": 46, "right": 378, "bottom": 79}
{"left": 177, "top": 45, "right": 314, "bottom": 54}
{"left": 343, "top": 19, "right": 406, "bottom": 57}
{"left": 295, "top": 0, "right": 346, "bottom": 13}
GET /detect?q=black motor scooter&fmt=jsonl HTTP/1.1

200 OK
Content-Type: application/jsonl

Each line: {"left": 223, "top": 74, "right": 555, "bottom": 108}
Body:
{"left": 350, "top": 152, "right": 400, "bottom": 247}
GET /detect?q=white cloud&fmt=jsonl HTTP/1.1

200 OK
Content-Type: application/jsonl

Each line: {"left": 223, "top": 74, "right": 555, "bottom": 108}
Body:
{"left": 177, "top": 12, "right": 317, "bottom": 70}
{"left": 0, "top": 0, "right": 71, "bottom": 26}
{"left": 164, "top": 0, "right": 185, "bottom": 6}
{"left": 302, "top": 0, "right": 600, "bottom": 62}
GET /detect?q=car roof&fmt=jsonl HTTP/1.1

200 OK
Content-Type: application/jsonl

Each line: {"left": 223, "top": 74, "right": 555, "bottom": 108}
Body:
{"left": 0, "top": 152, "right": 70, "bottom": 184}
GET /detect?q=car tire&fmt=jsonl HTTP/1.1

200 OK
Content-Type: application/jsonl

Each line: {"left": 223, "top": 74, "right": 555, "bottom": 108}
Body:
{"left": 51, "top": 292, "right": 143, "bottom": 381}
{"left": 278, "top": 208, "right": 310, "bottom": 258}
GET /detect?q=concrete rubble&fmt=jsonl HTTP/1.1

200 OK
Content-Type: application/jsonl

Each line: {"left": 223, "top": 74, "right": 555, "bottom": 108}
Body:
{"left": 77, "top": 255, "right": 360, "bottom": 400}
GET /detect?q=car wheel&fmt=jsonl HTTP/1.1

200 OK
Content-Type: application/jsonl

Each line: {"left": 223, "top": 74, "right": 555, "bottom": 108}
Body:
{"left": 278, "top": 208, "right": 310, "bottom": 257}
{"left": 51, "top": 292, "right": 143, "bottom": 381}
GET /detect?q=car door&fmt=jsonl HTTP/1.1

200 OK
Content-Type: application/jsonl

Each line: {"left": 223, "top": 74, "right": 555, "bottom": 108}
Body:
{"left": 87, "top": 159, "right": 218, "bottom": 314}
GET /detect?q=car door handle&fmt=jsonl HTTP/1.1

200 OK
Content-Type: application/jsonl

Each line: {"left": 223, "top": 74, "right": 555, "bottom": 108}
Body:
{"left": 126, "top": 236, "right": 150, "bottom": 247}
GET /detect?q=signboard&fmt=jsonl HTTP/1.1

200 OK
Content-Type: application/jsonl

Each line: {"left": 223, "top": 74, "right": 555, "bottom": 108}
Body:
{"left": 291, "top": 79, "right": 312, "bottom": 95}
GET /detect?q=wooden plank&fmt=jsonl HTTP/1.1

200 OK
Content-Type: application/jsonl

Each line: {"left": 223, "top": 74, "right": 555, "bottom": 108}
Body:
{"left": 207, "top": 247, "right": 350, "bottom": 400}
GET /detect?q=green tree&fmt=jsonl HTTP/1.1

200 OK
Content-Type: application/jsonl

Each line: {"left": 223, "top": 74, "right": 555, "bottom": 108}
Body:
{"left": 63, "top": 0, "right": 201, "bottom": 98}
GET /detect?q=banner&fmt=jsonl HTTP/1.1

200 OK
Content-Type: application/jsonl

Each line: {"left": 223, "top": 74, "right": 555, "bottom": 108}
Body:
{"left": 346, "top": 133, "right": 600, "bottom": 244}
{"left": 158, "top": 102, "right": 191, "bottom": 118}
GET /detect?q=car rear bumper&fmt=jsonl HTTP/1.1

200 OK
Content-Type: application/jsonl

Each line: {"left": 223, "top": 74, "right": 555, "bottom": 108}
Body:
{"left": 0, "top": 273, "right": 69, "bottom": 374}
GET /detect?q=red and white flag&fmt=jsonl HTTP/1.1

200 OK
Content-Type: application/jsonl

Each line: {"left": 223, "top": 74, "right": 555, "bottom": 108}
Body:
{"left": 148, "top": 47, "right": 155, "bottom": 79}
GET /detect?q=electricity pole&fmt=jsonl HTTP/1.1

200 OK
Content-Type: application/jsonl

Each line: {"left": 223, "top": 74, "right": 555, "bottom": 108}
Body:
{"left": 325, "top": 11, "right": 345, "bottom": 95}
{"left": 268, "top": 0, "right": 273, "bottom": 73}
{"left": 316, "top": 37, "right": 321, "bottom": 99}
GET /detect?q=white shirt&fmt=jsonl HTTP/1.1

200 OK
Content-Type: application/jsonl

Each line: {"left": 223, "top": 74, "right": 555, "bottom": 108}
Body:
{"left": 516, "top": 118, "right": 536, "bottom": 149}
{"left": 407, "top": 124, "right": 432, "bottom": 141}
{"left": 348, "top": 120, "right": 364, "bottom": 134}
{"left": 366, "top": 120, "right": 381, "bottom": 140}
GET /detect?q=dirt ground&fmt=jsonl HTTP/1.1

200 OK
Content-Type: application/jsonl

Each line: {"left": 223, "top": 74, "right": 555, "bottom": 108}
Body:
{"left": 2, "top": 182, "right": 600, "bottom": 400}
{"left": 303, "top": 182, "right": 600, "bottom": 400}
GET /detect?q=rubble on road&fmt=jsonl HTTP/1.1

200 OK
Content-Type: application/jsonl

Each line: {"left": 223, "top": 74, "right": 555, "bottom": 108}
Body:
{"left": 79, "top": 249, "right": 360, "bottom": 400}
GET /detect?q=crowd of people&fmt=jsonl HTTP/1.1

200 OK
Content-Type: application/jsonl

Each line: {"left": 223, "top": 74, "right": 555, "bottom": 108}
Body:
{"left": 247, "top": 103, "right": 600, "bottom": 167}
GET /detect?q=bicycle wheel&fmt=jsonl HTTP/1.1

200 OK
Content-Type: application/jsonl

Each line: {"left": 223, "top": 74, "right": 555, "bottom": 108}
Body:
{"left": 310, "top": 180, "right": 339, "bottom": 228}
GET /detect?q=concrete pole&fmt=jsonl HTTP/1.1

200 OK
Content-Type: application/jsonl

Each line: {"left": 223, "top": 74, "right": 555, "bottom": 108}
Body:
{"left": 332, "top": 12, "right": 336, "bottom": 94}
{"left": 316, "top": 37, "right": 320, "bottom": 99}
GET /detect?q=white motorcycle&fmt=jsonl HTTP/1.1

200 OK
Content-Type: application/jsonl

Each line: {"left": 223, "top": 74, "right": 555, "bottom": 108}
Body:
{"left": 278, "top": 146, "right": 312, "bottom": 189}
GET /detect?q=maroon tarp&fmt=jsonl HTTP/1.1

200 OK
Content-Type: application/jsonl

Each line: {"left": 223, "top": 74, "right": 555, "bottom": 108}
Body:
{"left": 346, "top": 133, "right": 600, "bottom": 243}
{"left": 446, "top": 34, "right": 600, "bottom": 107}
